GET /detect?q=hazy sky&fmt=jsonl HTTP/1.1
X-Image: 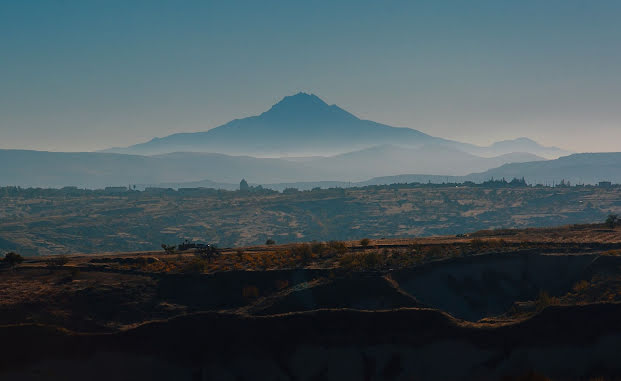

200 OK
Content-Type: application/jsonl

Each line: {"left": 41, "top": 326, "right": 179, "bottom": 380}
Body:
{"left": 1, "top": 0, "right": 620, "bottom": 152}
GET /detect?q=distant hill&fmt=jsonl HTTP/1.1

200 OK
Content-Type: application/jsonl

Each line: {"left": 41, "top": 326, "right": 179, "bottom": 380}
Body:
{"left": 309, "top": 145, "right": 543, "bottom": 178}
{"left": 104, "top": 92, "right": 568, "bottom": 159}
{"left": 0, "top": 147, "right": 545, "bottom": 189}
{"left": 469, "top": 137, "right": 571, "bottom": 159}
{"left": 7, "top": 149, "right": 618, "bottom": 190}
{"left": 0, "top": 150, "right": 316, "bottom": 188}
{"left": 468, "top": 153, "right": 621, "bottom": 185}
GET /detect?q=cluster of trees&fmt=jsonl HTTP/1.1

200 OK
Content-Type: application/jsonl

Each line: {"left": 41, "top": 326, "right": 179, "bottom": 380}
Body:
{"left": 2, "top": 252, "right": 23, "bottom": 267}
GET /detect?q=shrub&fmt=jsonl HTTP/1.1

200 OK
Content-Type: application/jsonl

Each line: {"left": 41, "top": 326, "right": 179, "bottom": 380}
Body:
{"left": 195, "top": 245, "right": 219, "bottom": 262}
{"left": 311, "top": 241, "right": 326, "bottom": 255}
{"left": 183, "top": 257, "right": 209, "bottom": 273}
{"left": 360, "top": 238, "right": 371, "bottom": 248}
{"left": 265, "top": 239, "right": 276, "bottom": 245}
{"left": 572, "top": 280, "right": 589, "bottom": 293}
{"left": 470, "top": 239, "right": 485, "bottom": 251}
{"left": 290, "top": 244, "right": 313, "bottom": 264}
{"left": 328, "top": 241, "right": 348, "bottom": 256}
{"left": 606, "top": 214, "right": 619, "bottom": 228}
{"left": 161, "top": 244, "right": 176, "bottom": 254}
{"left": 535, "top": 291, "right": 559, "bottom": 311}
{"left": 4, "top": 252, "right": 23, "bottom": 267}
{"left": 46, "top": 255, "right": 69, "bottom": 267}
{"left": 362, "top": 251, "right": 382, "bottom": 269}
{"left": 426, "top": 246, "right": 443, "bottom": 258}
{"left": 339, "top": 253, "right": 358, "bottom": 270}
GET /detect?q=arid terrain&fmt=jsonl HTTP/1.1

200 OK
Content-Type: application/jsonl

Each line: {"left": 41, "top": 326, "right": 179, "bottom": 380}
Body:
{"left": 2, "top": 224, "right": 621, "bottom": 380}
{"left": 1, "top": 183, "right": 619, "bottom": 256}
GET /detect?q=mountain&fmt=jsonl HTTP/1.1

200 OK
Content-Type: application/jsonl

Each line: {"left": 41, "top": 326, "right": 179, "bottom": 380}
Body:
{"left": 468, "top": 153, "right": 621, "bottom": 185}
{"left": 102, "top": 93, "right": 469, "bottom": 157}
{"left": 104, "top": 93, "right": 569, "bottom": 159}
{"left": 104, "top": 93, "right": 568, "bottom": 159}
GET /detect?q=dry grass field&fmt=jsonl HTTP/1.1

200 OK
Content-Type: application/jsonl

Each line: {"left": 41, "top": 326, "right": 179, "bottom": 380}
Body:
{"left": 2, "top": 184, "right": 621, "bottom": 256}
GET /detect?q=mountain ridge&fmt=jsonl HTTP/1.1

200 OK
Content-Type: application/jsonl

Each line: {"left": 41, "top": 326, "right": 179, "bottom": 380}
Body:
{"left": 0, "top": 146, "right": 545, "bottom": 189}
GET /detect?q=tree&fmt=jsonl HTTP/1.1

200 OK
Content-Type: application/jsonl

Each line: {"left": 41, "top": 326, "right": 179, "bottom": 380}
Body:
{"left": 606, "top": 214, "right": 619, "bottom": 228}
{"left": 4, "top": 252, "right": 23, "bottom": 267}
{"left": 359, "top": 238, "right": 371, "bottom": 248}
{"left": 161, "top": 244, "right": 176, "bottom": 254}
{"left": 239, "top": 179, "right": 250, "bottom": 192}
{"left": 195, "top": 245, "right": 219, "bottom": 262}
{"left": 265, "top": 239, "right": 275, "bottom": 245}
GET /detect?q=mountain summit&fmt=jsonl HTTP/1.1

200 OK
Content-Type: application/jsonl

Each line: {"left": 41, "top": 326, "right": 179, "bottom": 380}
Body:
{"left": 260, "top": 93, "right": 357, "bottom": 124}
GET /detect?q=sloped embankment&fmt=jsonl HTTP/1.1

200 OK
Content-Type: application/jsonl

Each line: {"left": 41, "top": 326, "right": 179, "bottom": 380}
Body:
{"left": 392, "top": 252, "right": 605, "bottom": 320}
{"left": 246, "top": 273, "right": 422, "bottom": 315}
{"left": 155, "top": 253, "right": 614, "bottom": 321}
{"left": 3, "top": 304, "right": 621, "bottom": 380}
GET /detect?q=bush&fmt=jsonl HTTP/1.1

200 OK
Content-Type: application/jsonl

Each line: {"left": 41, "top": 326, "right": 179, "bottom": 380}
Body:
{"left": 338, "top": 251, "right": 385, "bottom": 271}
{"left": 161, "top": 244, "right": 176, "bottom": 254}
{"left": 470, "top": 239, "right": 485, "bottom": 251}
{"left": 46, "top": 255, "right": 69, "bottom": 267}
{"left": 606, "top": 214, "right": 619, "bottom": 228}
{"left": 4, "top": 252, "right": 23, "bottom": 267}
{"left": 359, "top": 238, "right": 371, "bottom": 248}
{"left": 183, "top": 257, "right": 209, "bottom": 273}
{"left": 328, "top": 241, "right": 348, "bottom": 256}
{"left": 311, "top": 241, "right": 326, "bottom": 255}
{"left": 339, "top": 253, "right": 357, "bottom": 270}
{"left": 290, "top": 244, "right": 313, "bottom": 264}
{"left": 265, "top": 239, "right": 276, "bottom": 245}
{"left": 535, "top": 291, "right": 559, "bottom": 311}
{"left": 195, "top": 245, "right": 219, "bottom": 262}
{"left": 362, "top": 251, "right": 382, "bottom": 269}
{"left": 572, "top": 280, "right": 589, "bottom": 293}
{"left": 236, "top": 249, "right": 244, "bottom": 259}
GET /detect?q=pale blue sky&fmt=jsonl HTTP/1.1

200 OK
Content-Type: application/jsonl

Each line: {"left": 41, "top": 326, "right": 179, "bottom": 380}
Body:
{"left": 1, "top": 0, "right": 620, "bottom": 152}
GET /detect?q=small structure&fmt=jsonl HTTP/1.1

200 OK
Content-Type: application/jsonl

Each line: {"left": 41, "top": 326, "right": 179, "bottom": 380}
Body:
{"left": 240, "top": 179, "right": 250, "bottom": 192}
